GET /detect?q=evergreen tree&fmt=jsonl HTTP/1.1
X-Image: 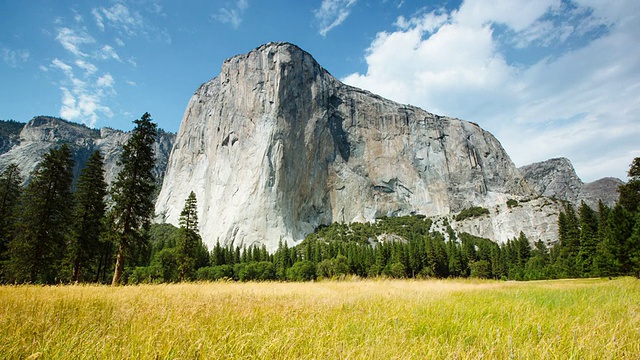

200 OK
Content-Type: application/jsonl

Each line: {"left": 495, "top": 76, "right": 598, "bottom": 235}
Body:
{"left": 618, "top": 157, "right": 640, "bottom": 213}
{"left": 628, "top": 211, "right": 640, "bottom": 278}
{"left": 109, "top": 113, "right": 157, "bottom": 286}
{"left": 176, "top": 191, "right": 200, "bottom": 281}
{"left": 8, "top": 145, "right": 74, "bottom": 283}
{"left": 68, "top": 151, "right": 108, "bottom": 282}
{"left": 0, "top": 164, "right": 22, "bottom": 267}
{"left": 574, "top": 201, "right": 597, "bottom": 276}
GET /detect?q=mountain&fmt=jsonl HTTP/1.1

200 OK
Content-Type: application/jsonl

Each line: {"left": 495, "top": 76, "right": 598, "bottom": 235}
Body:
{"left": 519, "top": 157, "right": 622, "bottom": 208}
{"left": 0, "top": 116, "right": 175, "bottom": 189}
{"left": 0, "top": 119, "right": 24, "bottom": 154}
{"left": 156, "top": 42, "right": 565, "bottom": 251}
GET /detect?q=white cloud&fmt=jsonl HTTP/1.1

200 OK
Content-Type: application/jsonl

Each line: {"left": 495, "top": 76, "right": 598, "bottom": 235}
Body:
{"left": 51, "top": 58, "right": 73, "bottom": 74}
{"left": 91, "top": 8, "right": 105, "bottom": 30}
{"left": 115, "top": 38, "right": 125, "bottom": 46}
{"left": 95, "top": 45, "right": 122, "bottom": 62}
{"left": 96, "top": 73, "right": 114, "bottom": 89}
{"left": 343, "top": 0, "right": 640, "bottom": 181}
{"left": 98, "top": 3, "right": 144, "bottom": 36}
{"left": 1, "top": 47, "right": 30, "bottom": 67}
{"left": 50, "top": 59, "right": 114, "bottom": 127}
{"left": 212, "top": 0, "right": 249, "bottom": 29}
{"left": 315, "top": 0, "right": 358, "bottom": 36}
{"left": 55, "top": 27, "right": 95, "bottom": 57}
{"left": 75, "top": 59, "right": 98, "bottom": 76}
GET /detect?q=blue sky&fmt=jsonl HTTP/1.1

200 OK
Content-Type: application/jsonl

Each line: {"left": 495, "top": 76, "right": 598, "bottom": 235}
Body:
{"left": 1, "top": 0, "right": 638, "bottom": 182}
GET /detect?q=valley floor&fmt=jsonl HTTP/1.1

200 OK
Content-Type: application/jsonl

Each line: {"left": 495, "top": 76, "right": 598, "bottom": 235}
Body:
{"left": 1, "top": 278, "right": 639, "bottom": 359}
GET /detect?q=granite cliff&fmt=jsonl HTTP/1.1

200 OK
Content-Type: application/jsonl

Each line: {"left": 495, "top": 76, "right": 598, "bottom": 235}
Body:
{"left": 156, "top": 42, "right": 565, "bottom": 250}
{"left": 519, "top": 157, "right": 622, "bottom": 209}
{"left": 0, "top": 116, "right": 175, "bottom": 188}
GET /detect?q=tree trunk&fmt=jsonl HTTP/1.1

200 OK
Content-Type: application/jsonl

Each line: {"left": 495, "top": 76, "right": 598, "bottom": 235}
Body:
{"left": 111, "top": 242, "right": 125, "bottom": 286}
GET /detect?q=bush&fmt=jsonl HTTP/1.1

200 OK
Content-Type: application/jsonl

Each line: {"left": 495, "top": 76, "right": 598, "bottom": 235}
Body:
{"left": 455, "top": 206, "right": 490, "bottom": 221}
{"left": 507, "top": 199, "right": 519, "bottom": 208}
{"left": 196, "top": 265, "right": 234, "bottom": 281}
{"left": 287, "top": 260, "right": 317, "bottom": 281}
{"left": 235, "top": 261, "right": 276, "bottom": 281}
{"left": 128, "top": 265, "right": 162, "bottom": 284}
{"left": 316, "top": 255, "right": 350, "bottom": 279}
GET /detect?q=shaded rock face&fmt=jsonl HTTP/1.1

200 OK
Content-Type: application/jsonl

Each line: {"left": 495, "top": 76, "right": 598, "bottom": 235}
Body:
{"left": 519, "top": 157, "right": 621, "bottom": 209}
{"left": 0, "top": 116, "right": 175, "bottom": 189}
{"left": 156, "top": 42, "right": 548, "bottom": 250}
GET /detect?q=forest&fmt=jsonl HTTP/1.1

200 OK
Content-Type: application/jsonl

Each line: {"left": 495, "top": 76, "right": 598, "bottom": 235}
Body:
{"left": 0, "top": 112, "right": 638, "bottom": 284}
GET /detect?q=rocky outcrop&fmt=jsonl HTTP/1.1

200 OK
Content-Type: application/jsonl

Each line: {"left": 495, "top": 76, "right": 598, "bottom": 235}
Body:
{"left": 0, "top": 116, "right": 175, "bottom": 188}
{"left": 156, "top": 42, "right": 558, "bottom": 251}
{"left": 578, "top": 177, "right": 623, "bottom": 209}
{"left": 519, "top": 157, "right": 621, "bottom": 208}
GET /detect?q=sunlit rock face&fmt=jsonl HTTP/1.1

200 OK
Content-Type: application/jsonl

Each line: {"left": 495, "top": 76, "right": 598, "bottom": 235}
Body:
{"left": 519, "top": 157, "right": 622, "bottom": 209}
{"left": 0, "top": 116, "right": 175, "bottom": 189}
{"left": 156, "top": 42, "right": 562, "bottom": 250}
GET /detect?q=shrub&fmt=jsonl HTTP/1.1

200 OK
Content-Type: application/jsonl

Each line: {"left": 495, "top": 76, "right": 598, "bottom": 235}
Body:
{"left": 507, "top": 199, "right": 519, "bottom": 208}
{"left": 455, "top": 206, "right": 490, "bottom": 221}
{"left": 196, "top": 265, "right": 234, "bottom": 281}
{"left": 287, "top": 260, "right": 317, "bottom": 281}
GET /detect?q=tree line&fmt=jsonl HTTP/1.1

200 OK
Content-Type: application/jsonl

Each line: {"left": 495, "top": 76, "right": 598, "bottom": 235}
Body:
{"left": 1, "top": 111, "right": 638, "bottom": 284}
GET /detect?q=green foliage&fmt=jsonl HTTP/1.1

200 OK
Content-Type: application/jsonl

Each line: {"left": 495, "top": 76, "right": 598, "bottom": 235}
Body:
{"left": 109, "top": 113, "right": 157, "bottom": 286}
{"left": 455, "top": 206, "right": 490, "bottom": 221}
{"left": 67, "top": 151, "right": 108, "bottom": 282}
{"left": 7, "top": 145, "right": 74, "bottom": 284}
{"left": 287, "top": 260, "right": 316, "bottom": 281}
{"left": 196, "top": 265, "right": 234, "bottom": 281}
{"left": 506, "top": 199, "right": 519, "bottom": 208}
{"left": 234, "top": 261, "right": 276, "bottom": 281}
{"left": 0, "top": 163, "right": 22, "bottom": 277}
{"left": 176, "top": 191, "right": 202, "bottom": 281}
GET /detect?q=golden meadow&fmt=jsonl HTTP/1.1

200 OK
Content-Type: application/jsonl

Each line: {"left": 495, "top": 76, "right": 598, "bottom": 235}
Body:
{"left": 1, "top": 278, "right": 639, "bottom": 359}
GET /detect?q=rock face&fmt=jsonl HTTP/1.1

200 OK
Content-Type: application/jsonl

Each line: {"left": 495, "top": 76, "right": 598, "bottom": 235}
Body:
{"left": 0, "top": 116, "right": 175, "bottom": 188}
{"left": 578, "top": 177, "right": 623, "bottom": 209}
{"left": 156, "top": 42, "right": 557, "bottom": 250}
{"left": 519, "top": 157, "right": 621, "bottom": 208}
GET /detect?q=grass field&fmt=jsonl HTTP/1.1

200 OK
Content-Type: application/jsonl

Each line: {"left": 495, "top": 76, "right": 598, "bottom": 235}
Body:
{"left": 1, "top": 278, "right": 639, "bottom": 359}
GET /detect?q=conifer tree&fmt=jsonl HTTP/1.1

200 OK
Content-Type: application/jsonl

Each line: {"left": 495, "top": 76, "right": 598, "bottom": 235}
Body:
{"left": 176, "top": 191, "right": 201, "bottom": 281}
{"left": 618, "top": 157, "right": 640, "bottom": 213}
{"left": 8, "top": 145, "right": 74, "bottom": 283}
{"left": 0, "top": 164, "right": 22, "bottom": 264}
{"left": 577, "top": 201, "right": 598, "bottom": 276}
{"left": 68, "top": 150, "right": 108, "bottom": 282}
{"left": 110, "top": 113, "right": 157, "bottom": 286}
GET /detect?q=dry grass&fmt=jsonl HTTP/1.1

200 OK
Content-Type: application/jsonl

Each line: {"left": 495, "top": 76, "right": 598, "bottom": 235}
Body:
{"left": 1, "top": 278, "right": 639, "bottom": 359}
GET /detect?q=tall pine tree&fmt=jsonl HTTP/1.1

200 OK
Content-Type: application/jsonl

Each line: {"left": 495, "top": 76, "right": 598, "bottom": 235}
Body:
{"left": 109, "top": 113, "right": 157, "bottom": 286}
{"left": 176, "top": 191, "right": 201, "bottom": 281}
{"left": 68, "top": 150, "right": 108, "bottom": 282}
{"left": 0, "top": 164, "right": 22, "bottom": 267}
{"left": 8, "top": 145, "right": 74, "bottom": 283}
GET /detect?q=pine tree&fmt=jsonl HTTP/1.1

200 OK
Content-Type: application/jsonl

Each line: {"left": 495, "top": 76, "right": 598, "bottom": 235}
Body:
{"left": 628, "top": 211, "right": 640, "bottom": 278}
{"left": 110, "top": 113, "right": 157, "bottom": 286}
{"left": 177, "top": 191, "right": 201, "bottom": 281}
{"left": 8, "top": 145, "right": 74, "bottom": 283}
{"left": 68, "top": 151, "right": 108, "bottom": 282}
{"left": 618, "top": 157, "right": 640, "bottom": 213}
{"left": 0, "top": 164, "right": 22, "bottom": 265}
{"left": 577, "top": 201, "right": 598, "bottom": 276}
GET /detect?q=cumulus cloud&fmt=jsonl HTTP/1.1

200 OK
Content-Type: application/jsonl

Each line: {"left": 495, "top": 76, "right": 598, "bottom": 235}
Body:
{"left": 211, "top": 0, "right": 249, "bottom": 29}
{"left": 49, "top": 58, "right": 114, "bottom": 127}
{"left": 315, "top": 0, "right": 358, "bottom": 36}
{"left": 1, "top": 47, "right": 30, "bottom": 67}
{"left": 343, "top": 0, "right": 640, "bottom": 181}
